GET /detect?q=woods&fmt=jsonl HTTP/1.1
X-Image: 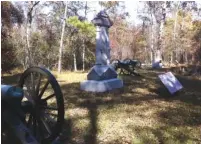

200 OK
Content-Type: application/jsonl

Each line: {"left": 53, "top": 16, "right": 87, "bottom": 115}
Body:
{"left": 1, "top": 1, "right": 201, "bottom": 72}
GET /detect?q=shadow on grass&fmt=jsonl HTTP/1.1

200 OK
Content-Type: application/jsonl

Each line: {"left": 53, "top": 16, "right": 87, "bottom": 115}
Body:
{"left": 58, "top": 118, "right": 73, "bottom": 144}
{"left": 158, "top": 105, "right": 201, "bottom": 127}
{"left": 128, "top": 125, "right": 201, "bottom": 144}
{"left": 84, "top": 101, "right": 98, "bottom": 144}
{"left": 149, "top": 74, "right": 201, "bottom": 106}
{"left": 59, "top": 70, "right": 201, "bottom": 143}
{"left": 59, "top": 75, "right": 159, "bottom": 143}
{"left": 2, "top": 69, "right": 201, "bottom": 144}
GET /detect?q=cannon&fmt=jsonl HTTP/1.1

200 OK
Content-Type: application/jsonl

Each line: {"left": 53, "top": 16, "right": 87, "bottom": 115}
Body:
{"left": 110, "top": 58, "right": 141, "bottom": 76}
{"left": 1, "top": 67, "right": 64, "bottom": 144}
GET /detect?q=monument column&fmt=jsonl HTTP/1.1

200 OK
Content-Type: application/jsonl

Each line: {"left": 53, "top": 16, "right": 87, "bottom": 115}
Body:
{"left": 80, "top": 10, "right": 123, "bottom": 92}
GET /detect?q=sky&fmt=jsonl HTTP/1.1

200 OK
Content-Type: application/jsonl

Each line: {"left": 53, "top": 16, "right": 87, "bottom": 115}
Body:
{"left": 86, "top": 1, "right": 201, "bottom": 25}
{"left": 37, "top": 1, "right": 142, "bottom": 25}
{"left": 16, "top": 1, "right": 201, "bottom": 25}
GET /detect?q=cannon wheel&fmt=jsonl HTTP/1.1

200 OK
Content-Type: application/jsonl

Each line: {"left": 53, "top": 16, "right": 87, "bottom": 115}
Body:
{"left": 122, "top": 58, "right": 133, "bottom": 75}
{"left": 135, "top": 61, "right": 142, "bottom": 68}
{"left": 18, "top": 67, "right": 64, "bottom": 143}
{"left": 124, "top": 58, "right": 141, "bottom": 69}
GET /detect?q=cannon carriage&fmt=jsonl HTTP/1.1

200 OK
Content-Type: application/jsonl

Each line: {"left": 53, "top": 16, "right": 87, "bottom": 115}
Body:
{"left": 111, "top": 58, "right": 141, "bottom": 76}
{"left": 1, "top": 67, "right": 65, "bottom": 144}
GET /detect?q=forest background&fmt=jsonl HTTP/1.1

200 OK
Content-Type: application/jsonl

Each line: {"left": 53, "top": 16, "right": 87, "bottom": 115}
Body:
{"left": 1, "top": 1, "right": 201, "bottom": 72}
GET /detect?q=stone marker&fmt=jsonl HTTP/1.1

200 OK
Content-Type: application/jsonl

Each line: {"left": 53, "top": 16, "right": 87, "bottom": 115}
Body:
{"left": 158, "top": 72, "right": 183, "bottom": 94}
{"left": 152, "top": 50, "right": 163, "bottom": 68}
{"left": 80, "top": 10, "right": 123, "bottom": 92}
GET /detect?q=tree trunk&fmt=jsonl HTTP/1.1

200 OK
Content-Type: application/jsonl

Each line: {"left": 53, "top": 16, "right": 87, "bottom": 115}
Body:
{"left": 173, "top": 2, "right": 180, "bottom": 63}
{"left": 158, "top": 2, "right": 166, "bottom": 62}
{"left": 151, "top": 18, "right": 155, "bottom": 64}
{"left": 47, "top": 53, "right": 50, "bottom": 70}
{"left": 175, "top": 49, "right": 178, "bottom": 62}
{"left": 150, "top": 51, "right": 153, "bottom": 64}
{"left": 82, "top": 2, "right": 87, "bottom": 71}
{"left": 170, "top": 52, "right": 173, "bottom": 65}
{"left": 73, "top": 52, "right": 77, "bottom": 71}
{"left": 24, "top": 26, "right": 28, "bottom": 69}
{"left": 25, "top": 2, "right": 40, "bottom": 69}
{"left": 82, "top": 40, "right": 85, "bottom": 71}
{"left": 25, "top": 24, "right": 30, "bottom": 69}
{"left": 58, "top": 1, "right": 68, "bottom": 73}
{"left": 144, "top": 46, "right": 147, "bottom": 64}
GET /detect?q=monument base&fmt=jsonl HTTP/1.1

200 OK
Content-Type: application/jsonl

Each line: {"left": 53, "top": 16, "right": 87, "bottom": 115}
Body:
{"left": 80, "top": 78, "right": 123, "bottom": 92}
{"left": 152, "top": 60, "right": 163, "bottom": 69}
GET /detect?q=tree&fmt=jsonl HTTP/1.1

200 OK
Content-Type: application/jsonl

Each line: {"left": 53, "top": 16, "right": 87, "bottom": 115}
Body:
{"left": 99, "top": 1, "right": 128, "bottom": 23}
{"left": 192, "top": 20, "right": 201, "bottom": 63}
{"left": 67, "top": 16, "right": 96, "bottom": 71}
{"left": 24, "top": 1, "right": 40, "bottom": 68}
{"left": 1, "top": 1, "right": 24, "bottom": 72}
{"left": 2, "top": 1, "right": 201, "bottom": 72}
{"left": 58, "top": 1, "right": 68, "bottom": 73}
{"left": 137, "top": 2, "right": 171, "bottom": 66}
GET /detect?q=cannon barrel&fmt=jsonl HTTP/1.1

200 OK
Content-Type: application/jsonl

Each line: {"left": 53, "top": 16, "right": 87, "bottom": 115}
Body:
{"left": 1, "top": 85, "right": 23, "bottom": 107}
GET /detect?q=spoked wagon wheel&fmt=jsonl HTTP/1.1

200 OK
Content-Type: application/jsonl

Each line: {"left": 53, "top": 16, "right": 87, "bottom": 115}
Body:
{"left": 18, "top": 67, "right": 64, "bottom": 143}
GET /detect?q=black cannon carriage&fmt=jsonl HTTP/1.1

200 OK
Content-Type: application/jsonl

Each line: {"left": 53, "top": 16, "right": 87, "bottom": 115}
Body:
{"left": 110, "top": 58, "right": 141, "bottom": 76}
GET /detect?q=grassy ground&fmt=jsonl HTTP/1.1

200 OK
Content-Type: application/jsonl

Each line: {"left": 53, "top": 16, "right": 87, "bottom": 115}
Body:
{"left": 2, "top": 68, "right": 201, "bottom": 144}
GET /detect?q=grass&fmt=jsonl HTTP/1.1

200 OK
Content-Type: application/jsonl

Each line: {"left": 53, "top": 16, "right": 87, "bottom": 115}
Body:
{"left": 2, "top": 68, "right": 201, "bottom": 144}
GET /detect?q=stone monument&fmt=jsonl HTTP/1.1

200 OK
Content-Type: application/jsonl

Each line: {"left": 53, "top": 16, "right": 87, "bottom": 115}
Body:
{"left": 152, "top": 50, "right": 163, "bottom": 68}
{"left": 80, "top": 10, "right": 123, "bottom": 92}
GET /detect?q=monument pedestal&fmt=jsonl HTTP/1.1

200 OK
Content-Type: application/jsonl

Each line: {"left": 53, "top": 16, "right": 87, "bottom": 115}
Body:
{"left": 80, "top": 65, "right": 123, "bottom": 92}
{"left": 80, "top": 78, "right": 123, "bottom": 92}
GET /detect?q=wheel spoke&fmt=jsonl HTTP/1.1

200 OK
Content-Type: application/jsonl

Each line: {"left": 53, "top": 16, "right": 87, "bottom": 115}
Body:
{"left": 31, "top": 72, "right": 35, "bottom": 92}
{"left": 44, "top": 112, "right": 58, "bottom": 117}
{"left": 41, "top": 118, "right": 52, "bottom": 135}
{"left": 26, "top": 82, "right": 33, "bottom": 96}
{"left": 38, "top": 80, "right": 49, "bottom": 99}
{"left": 36, "top": 118, "right": 44, "bottom": 142}
{"left": 42, "top": 93, "right": 55, "bottom": 102}
{"left": 31, "top": 73, "right": 38, "bottom": 100}
{"left": 33, "top": 116, "right": 37, "bottom": 137}
{"left": 36, "top": 73, "right": 41, "bottom": 96}
{"left": 41, "top": 106, "right": 58, "bottom": 111}
{"left": 24, "top": 77, "right": 35, "bottom": 102}
{"left": 27, "top": 114, "right": 33, "bottom": 127}
{"left": 43, "top": 113, "right": 57, "bottom": 124}
{"left": 24, "top": 90, "right": 34, "bottom": 103}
